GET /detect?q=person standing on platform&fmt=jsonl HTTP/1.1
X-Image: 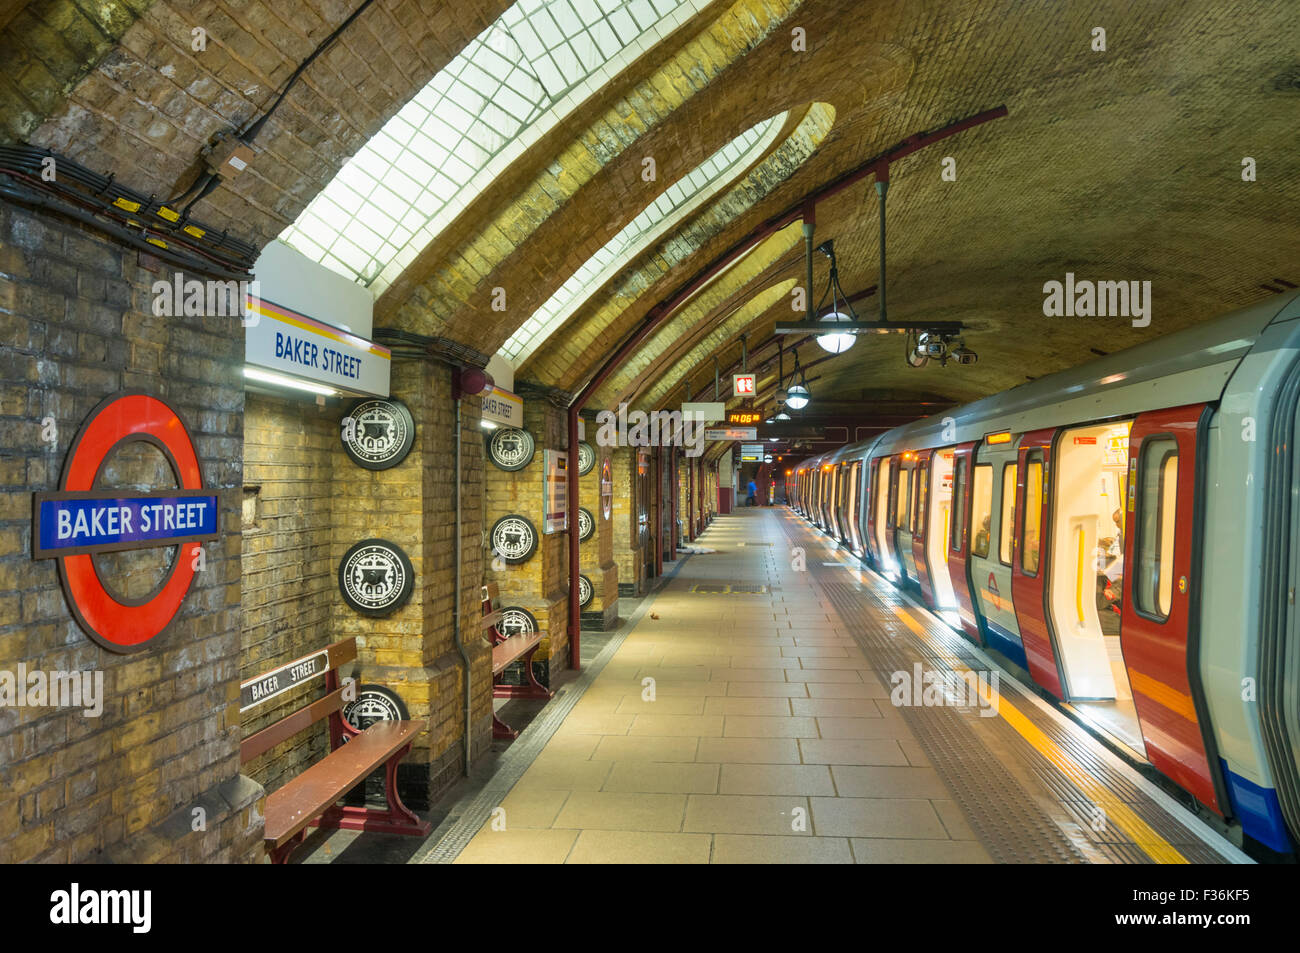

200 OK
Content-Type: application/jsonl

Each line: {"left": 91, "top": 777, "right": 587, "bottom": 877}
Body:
{"left": 746, "top": 479, "right": 757, "bottom": 507}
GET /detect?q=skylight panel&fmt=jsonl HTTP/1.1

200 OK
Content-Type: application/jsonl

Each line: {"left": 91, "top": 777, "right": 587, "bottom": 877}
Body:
{"left": 280, "top": 1, "right": 708, "bottom": 295}
{"left": 498, "top": 111, "right": 785, "bottom": 367}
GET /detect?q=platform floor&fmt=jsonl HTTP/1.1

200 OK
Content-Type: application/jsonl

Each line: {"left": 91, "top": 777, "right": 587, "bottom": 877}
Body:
{"left": 405, "top": 507, "right": 1249, "bottom": 865}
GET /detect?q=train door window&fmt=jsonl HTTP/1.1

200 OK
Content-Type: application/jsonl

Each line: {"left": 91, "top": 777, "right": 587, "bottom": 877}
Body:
{"left": 896, "top": 466, "right": 911, "bottom": 529}
{"left": 951, "top": 457, "right": 968, "bottom": 552}
{"left": 970, "top": 465, "right": 993, "bottom": 557}
{"left": 998, "top": 463, "right": 1017, "bottom": 565}
{"left": 916, "top": 466, "right": 929, "bottom": 536}
{"left": 1134, "top": 437, "right": 1178, "bottom": 620}
{"left": 831, "top": 466, "right": 840, "bottom": 533}
{"left": 1021, "top": 453, "right": 1044, "bottom": 575}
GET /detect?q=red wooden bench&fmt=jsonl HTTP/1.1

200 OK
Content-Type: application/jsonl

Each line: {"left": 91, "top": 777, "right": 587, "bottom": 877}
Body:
{"left": 239, "top": 637, "right": 430, "bottom": 863}
{"left": 481, "top": 583, "right": 553, "bottom": 739}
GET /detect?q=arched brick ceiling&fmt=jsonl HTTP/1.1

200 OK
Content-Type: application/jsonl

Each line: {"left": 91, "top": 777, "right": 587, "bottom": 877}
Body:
{"left": 523, "top": 104, "right": 836, "bottom": 394}
{"left": 3, "top": 0, "right": 1296, "bottom": 422}
{"left": 587, "top": 228, "right": 802, "bottom": 409}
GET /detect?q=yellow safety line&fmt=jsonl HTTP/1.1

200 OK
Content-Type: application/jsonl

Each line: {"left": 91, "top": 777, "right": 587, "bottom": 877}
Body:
{"left": 886, "top": 601, "right": 1188, "bottom": 864}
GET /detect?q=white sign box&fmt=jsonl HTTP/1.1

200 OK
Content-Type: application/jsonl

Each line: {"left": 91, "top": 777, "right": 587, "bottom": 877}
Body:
{"left": 733, "top": 374, "right": 756, "bottom": 397}
{"left": 682, "top": 401, "right": 725, "bottom": 422}
{"left": 246, "top": 297, "right": 390, "bottom": 397}
{"left": 482, "top": 386, "right": 523, "bottom": 428}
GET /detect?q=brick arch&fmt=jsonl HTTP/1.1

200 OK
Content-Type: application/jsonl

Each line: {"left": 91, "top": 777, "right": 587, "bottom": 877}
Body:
{"left": 630, "top": 278, "right": 798, "bottom": 412}
{"left": 380, "top": 0, "right": 829, "bottom": 343}
{"left": 521, "top": 102, "right": 836, "bottom": 394}
{"left": 586, "top": 224, "right": 805, "bottom": 409}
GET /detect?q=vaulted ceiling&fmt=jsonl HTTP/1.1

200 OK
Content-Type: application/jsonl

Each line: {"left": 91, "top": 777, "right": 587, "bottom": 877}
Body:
{"left": 4, "top": 0, "right": 1297, "bottom": 428}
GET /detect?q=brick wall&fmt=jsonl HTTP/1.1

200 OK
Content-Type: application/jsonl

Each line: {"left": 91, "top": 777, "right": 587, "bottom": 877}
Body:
{"left": 610, "top": 447, "right": 647, "bottom": 596}
{"left": 239, "top": 392, "right": 337, "bottom": 795}
{"left": 0, "top": 200, "right": 262, "bottom": 863}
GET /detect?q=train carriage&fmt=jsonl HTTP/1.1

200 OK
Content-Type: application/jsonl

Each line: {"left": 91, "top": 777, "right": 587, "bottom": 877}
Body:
{"left": 792, "top": 290, "right": 1300, "bottom": 856}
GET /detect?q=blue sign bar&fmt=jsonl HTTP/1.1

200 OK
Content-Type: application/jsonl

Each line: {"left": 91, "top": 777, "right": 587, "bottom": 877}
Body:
{"left": 35, "top": 493, "right": 219, "bottom": 557}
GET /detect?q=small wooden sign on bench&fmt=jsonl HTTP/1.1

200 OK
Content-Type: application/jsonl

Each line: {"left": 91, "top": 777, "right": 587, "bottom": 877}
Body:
{"left": 482, "top": 584, "right": 553, "bottom": 739}
{"left": 239, "top": 638, "right": 430, "bottom": 863}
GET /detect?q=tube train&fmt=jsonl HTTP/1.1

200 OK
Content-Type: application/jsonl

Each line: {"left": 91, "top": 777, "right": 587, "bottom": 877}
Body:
{"left": 789, "top": 290, "right": 1300, "bottom": 856}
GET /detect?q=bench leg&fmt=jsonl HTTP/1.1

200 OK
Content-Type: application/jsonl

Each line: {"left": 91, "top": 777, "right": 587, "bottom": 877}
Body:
{"left": 491, "top": 648, "right": 555, "bottom": 702}
{"left": 312, "top": 743, "right": 431, "bottom": 837}
{"left": 492, "top": 705, "right": 519, "bottom": 740}
{"left": 268, "top": 831, "right": 305, "bottom": 864}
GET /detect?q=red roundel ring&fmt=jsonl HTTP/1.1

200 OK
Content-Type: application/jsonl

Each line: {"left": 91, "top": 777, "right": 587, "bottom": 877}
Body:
{"left": 58, "top": 393, "right": 205, "bottom": 652}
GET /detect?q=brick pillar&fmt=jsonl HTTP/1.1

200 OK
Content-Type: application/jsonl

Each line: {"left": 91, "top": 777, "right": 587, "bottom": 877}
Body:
{"left": 578, "top": 442, "right": 619, "bottom": 629}
{"left": 0, "top": 204, "right": 263, "bottom": 863}
{"left": 484, "top": 395, "right": 570, "bottom": 682}
{"left": 330, "top": 359, "right": 493, "bottom": 809}
{"left": 611, "top": 446, "right": 647, "bottom": 596}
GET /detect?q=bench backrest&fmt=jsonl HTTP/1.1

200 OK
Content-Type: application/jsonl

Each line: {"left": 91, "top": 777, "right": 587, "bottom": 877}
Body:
{"left": 481, "top": 584, "right": 504, "bottom": 644}
{"left": 239, "top": 638, "right": 358, "bottom": 764}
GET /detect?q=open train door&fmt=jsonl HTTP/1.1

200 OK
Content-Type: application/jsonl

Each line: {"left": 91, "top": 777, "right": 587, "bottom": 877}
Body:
{"left": 1011, "top": 428, "right": 1066, "bottom": 698}
{"left": 946, "top": 442, "right": 983, "bottom": 645}
{"left": 1120, "top": 404, "right": 1226, "bottom": 815}
{"left": 864, "top": 458, "right": 881, "bottom": 566}
{"left": 911, "top": 449, "right": 936, "bottom": 605}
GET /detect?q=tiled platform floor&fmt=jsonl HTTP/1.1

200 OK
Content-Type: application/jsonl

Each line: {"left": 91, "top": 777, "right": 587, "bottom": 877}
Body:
{"left": 454, "top": 508, "right": 991, "bottom": 864}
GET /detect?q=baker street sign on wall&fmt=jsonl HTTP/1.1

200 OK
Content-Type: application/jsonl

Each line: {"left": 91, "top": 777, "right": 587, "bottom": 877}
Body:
{"left": 32, "top": 392, "right": 219, "bottom": 653}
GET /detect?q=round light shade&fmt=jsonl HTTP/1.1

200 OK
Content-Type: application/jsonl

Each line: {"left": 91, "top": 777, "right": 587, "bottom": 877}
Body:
{"left": 764, "top": 455, "right": 773, "bottom": 463}
{"left": 816, "top": 310, "right": 856, "bottom": 354}
{"left": 785, "top": 383, "right": 810, "bottom": 410}
{"left": 775, "top": 411, "right": 791, "bottom": 420}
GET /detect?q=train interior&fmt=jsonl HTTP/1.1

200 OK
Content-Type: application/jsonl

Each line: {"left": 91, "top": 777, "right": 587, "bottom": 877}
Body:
{"left": 1049, "top": 421, "right": 1145, "bottom": 755}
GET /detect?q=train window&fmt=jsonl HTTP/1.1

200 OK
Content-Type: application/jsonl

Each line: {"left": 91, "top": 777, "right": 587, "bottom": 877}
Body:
{"left": 951, "top": 457, "right": 967, "bottom": 551}
{"left": 998, "top": 463, "right": 1017, "bottom": 565}
{"left": 1134, "top": 437, "right": 1178, "bottom": 619}
{"left": 916, "top": 465, "right": 929, "bottom": 535}
{"left": 896, "top": 467, "right": 911, "bottom": 529}
{"left": 1022, "top": 452, "right": 1045, "bottom": 575}
{"left": 970, "top": 464, "right": 993, "bottom": 557}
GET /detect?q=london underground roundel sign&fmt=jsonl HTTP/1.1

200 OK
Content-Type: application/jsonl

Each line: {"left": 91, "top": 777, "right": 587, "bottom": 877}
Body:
{"left": 32, "top": 392, "right": 218, "bottom": 653}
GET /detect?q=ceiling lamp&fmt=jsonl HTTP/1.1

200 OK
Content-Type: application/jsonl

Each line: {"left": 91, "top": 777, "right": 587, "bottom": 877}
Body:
{"left": 785, "top": 382, "right": 810, "bottom": 410}
{"left": 775, "top": 411, "right": 791, "bottom": 420}
{"left": 813, "top": 241, "right": 856, "bottom": 354}
{"left": 816, "top": 310, "right": 855, "bottom": 354}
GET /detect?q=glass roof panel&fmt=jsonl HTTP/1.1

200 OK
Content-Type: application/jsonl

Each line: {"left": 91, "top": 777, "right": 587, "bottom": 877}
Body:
{"left": 280, "top": 0, "right": 713, "bottom": 296}
{"left": 497, "top": 111, "right": 787, "bottom": 367}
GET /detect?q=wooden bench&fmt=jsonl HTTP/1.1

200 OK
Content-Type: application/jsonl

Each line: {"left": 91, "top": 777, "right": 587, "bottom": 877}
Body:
{"left": 482, "top": 583, "right": 553, "bottom": 739}
{"left": 239, "top": 637, "right": 430, "bottom": 863}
